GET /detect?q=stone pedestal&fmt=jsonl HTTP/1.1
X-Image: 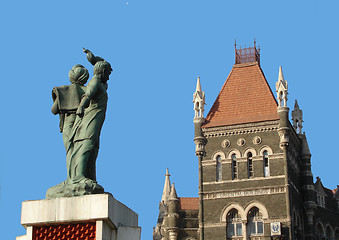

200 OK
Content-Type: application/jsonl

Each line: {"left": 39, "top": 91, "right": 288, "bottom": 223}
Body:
{"left": 16, "top": 194, "right": 141, "bottom": 240}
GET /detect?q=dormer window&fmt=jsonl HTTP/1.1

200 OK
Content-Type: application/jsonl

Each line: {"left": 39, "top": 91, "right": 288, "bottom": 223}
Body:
{"left": 317, "top": 194, "right": 325, "bottom": 208}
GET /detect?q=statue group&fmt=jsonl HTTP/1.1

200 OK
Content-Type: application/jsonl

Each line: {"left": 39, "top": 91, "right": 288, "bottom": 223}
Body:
{"left": 46, "top": 49, "right": 112, "bottom": 199}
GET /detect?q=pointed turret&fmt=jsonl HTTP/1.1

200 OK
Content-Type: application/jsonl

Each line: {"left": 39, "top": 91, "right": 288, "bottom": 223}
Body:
{"left": 292, "top": 100, "right": 303, "bottom": 134}
{"left": 301, "top": 133, "right": 311, "bottom": 156}
{"left": 161, "top": 169, "right": 171, "bottom": 203}
{"left": 193, "top": 77, "right": 205, "bottom": 119}
{"left": 276, "top": 66, "right": 290, "bottom": 148}
{"left": 193, "top": 77, "right": 206, "bottom": 156}
{"left": 169, "top": 183, "right": 178, "bottom": 201}
{"left": 166, "top": 183, "right": 179, "bottom": 240}
{"left": 299, "top": 133, "right": 316, "bottom": 238}
{"left": 276, "top": 66, "right": 288, "bottom": 108}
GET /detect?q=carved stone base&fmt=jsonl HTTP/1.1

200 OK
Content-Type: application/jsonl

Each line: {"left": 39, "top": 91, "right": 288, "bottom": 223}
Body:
{"left": 46, "top": 181, "right": 104, "bottom": 199}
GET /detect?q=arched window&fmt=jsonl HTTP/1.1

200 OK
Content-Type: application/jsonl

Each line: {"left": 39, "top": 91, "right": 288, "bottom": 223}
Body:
{"left": 247, "top": 207, "right": 263, "bottom": 237}
{"left": 334, "top": 229, "right": 339, "bottom": 240}
{"left": 247, "top": 152, "right": 253, "bottom": 178}
{"left": 226, "top": 209, "right": 242, "bottom": 238}
{"left": 326, "top": 226, "right": 334, "bottom": 240}
{"left": 316, "top": 223, "right": 324, "bottom": 240}
{"left": 293, "top": 212, "right": 303, "bottom": 239}
{"left": 231, "top": 154, "right": 237, "bottom": 180}
{"left": 263, "top": 151, "right": 269, "bottom": 177}
{"left": 216, "top": 155, "right": 222, "bottom": 182}
{"left": 195, "top": 102, "right": 200, "bottom": 117}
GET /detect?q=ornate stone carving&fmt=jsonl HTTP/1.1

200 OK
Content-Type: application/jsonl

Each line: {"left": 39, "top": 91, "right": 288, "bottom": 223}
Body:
{"left": 221, "top": 139, "right": 231, "bottom": 148}
{"left": 237, "top": 138, "right": 246, "bottom": 146}
{"left": 253, "top": 136, "right": 262, "bottom": 145}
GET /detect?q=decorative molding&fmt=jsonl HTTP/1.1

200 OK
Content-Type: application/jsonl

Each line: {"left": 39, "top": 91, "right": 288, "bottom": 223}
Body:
{"left": 203, "top": 185, "right": 286, "bottom": 200}
{"left": 259, "top": 146, "right": 273, "bottom": 155}
{"left": 203, "top": 218, "right": 290, "bottom": 228}
{"left": 202, "top": 153, "right": 284, "bottom": 165}
{"left": 203, "top": 222, "right": 226, "bottom": 228}
{"left": 202, "top": 175, "right": 285, "bottom": 185}
{"left": 202, "top": 121, "right": 279, "bottom": 138}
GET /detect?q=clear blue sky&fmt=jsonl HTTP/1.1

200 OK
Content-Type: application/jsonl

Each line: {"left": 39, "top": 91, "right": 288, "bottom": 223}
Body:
{"left": 1, "top": 1, "right": 338, "bottom": 240}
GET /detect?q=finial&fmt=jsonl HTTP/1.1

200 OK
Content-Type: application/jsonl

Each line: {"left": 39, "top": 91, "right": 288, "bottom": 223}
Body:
{"left": 234, "top": 39, "right": 237, "bottom": 49}
{"left": 165, "top": 168, "right": 170, "bottom": 177}
{"left": 254, "top": 37, "right": 256, "bottom": 47}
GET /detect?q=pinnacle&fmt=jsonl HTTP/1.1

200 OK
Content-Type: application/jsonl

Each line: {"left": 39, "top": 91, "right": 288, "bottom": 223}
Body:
{"left": 169, "top": 183, "right": 178, "bottom": 200}
{"left": 161, "top": 168, "right": 171, "bottom": 203}
{"left": 196, "top": 77, "right": 202, "bottom": 93}
{"left": 278, "top": 66, "right": 284, "bottom": 82}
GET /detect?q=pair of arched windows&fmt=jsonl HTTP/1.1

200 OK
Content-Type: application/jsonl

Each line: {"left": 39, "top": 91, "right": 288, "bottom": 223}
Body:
{"left": 226, "top": 207, "right": 263, "bottom": 238}
{"left": 216, "top": 151, "right": 270, "bottom": 181}
{"left": 247, "top": 151, "right": 269, "bottom": 178}
{"left": 316, "top": 222, "right": 337, "bottom": 240}
{"left": 215, "top": 154, "right": 238, "bottom": 182}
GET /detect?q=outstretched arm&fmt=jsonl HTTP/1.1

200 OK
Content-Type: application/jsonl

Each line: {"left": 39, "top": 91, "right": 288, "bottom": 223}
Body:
{"left": 83, "top": 48, "right": 105, "bottom": 66}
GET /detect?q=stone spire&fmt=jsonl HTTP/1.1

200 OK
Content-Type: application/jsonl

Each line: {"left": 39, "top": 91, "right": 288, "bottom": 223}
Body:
{"left": 193, "top": 77, "right": 205, "bottom": 119}
{"left": 276, "top": 66, "right": 288, "bottom": 107}
{"left": 161, "top": 168, "right": 171, "bottom": 203}
{"left": 292, "top": 100, "right": 303, "bottom": 134}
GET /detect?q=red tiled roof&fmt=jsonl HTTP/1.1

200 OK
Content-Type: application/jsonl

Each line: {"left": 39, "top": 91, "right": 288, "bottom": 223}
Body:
{"left": 203, "top": 62, "right": 279, "bottom": 128}
{"left": 179, "top": 197, "right": 199, "bottom": 210}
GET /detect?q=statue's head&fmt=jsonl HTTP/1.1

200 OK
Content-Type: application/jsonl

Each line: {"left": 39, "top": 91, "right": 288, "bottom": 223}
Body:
{"left": 93, "top": 61, "right": 113, "bottom": 83}
{"left": 69, "top": 64, "right": 89, "bottom": 85}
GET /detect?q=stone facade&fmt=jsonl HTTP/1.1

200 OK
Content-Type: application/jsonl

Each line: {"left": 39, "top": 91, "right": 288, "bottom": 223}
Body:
{"left": 153, "top": 45, "right": 339, "bottom": 240}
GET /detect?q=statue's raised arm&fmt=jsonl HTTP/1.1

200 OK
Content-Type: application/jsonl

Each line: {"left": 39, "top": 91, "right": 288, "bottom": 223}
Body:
{"left": 83, "top": 48, "right": 105, "bottom": 66}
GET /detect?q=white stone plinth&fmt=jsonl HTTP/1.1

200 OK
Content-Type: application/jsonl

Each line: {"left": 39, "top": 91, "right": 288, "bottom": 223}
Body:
{"left": 18, "top": 194, "right": 141, "bottom": 240}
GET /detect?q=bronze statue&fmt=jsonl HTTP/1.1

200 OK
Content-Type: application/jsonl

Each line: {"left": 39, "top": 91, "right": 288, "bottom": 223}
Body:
{"left": 46, "top": 49, "right": 112, "bottom": 199}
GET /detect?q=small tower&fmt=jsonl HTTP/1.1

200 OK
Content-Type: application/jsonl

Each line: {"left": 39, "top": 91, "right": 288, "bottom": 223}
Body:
{"left": 166, "top": 184, "right": 179, "bottom": 240}
{"left": 193, "top": 77, "right": 205, "bottom": 119}
{"left": 276, "top": 66, "right": 290, "bottom": 148}
{"left": 276, "top": 66, "right": 288, "bottom": 108}
{"left": 193, "top": 77, "right": 206, "bottom": 240}
{"left": 153, "top": 169, "right": 172, "bottom": 240}
{"left": 193, "top": 77, "right": 206, "bottom": 156}
{"left": 292, "top": 100, "right": 303, "bottom": 134}
{"left": 300, "top": 134, "right": 317, "bottom": 239}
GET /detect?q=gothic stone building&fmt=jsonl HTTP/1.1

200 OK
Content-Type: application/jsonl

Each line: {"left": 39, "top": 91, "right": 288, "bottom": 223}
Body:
{"left": 153, "top": 44, "right": 339, "bottom": 240}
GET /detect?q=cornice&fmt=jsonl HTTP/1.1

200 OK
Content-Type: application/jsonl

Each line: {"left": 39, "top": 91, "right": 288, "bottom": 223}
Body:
{"left": 202, "top": 120, "right": 279, "bottom": 138}
{"left": 203, "top": 185, "right": 286, "bottom": 200}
